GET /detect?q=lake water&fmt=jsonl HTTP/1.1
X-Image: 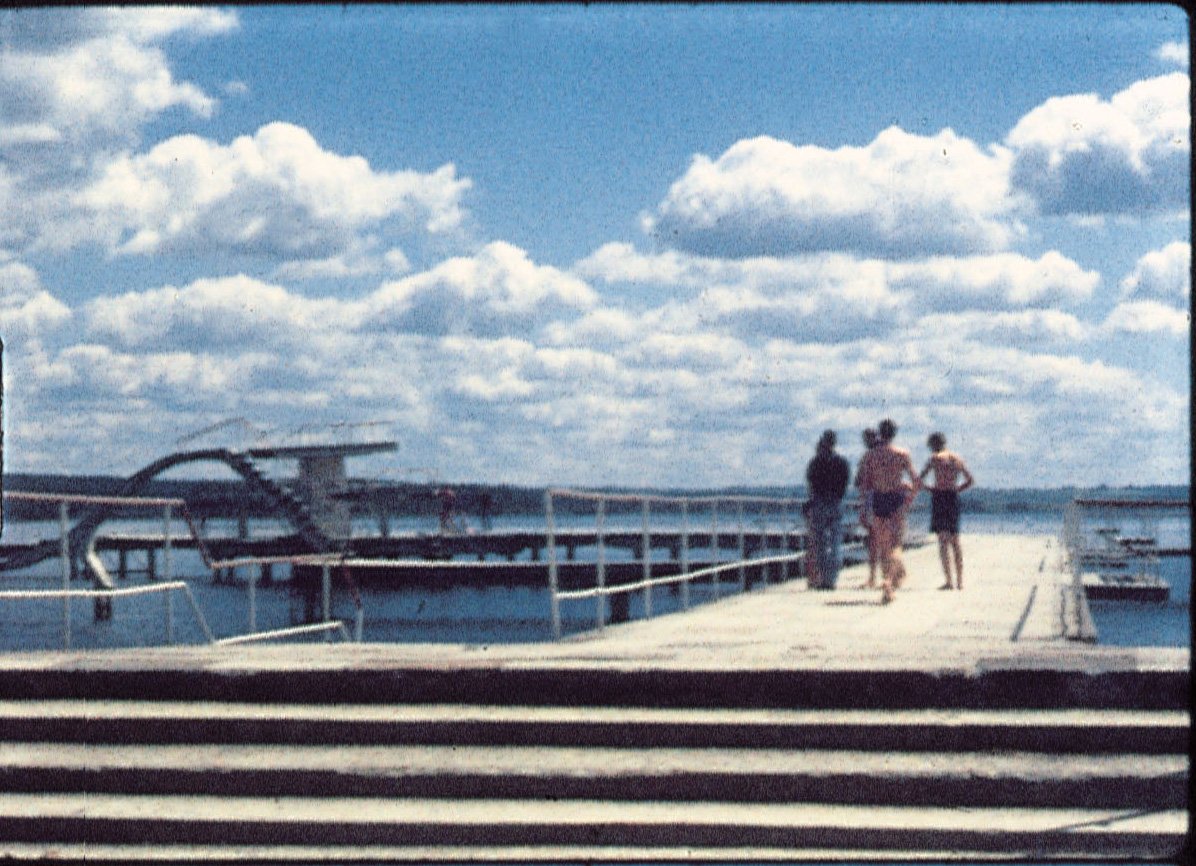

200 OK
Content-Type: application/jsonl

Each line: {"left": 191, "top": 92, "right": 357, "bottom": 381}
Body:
{"left": 0, "top": 508, "right": 1188, "bottom": 651}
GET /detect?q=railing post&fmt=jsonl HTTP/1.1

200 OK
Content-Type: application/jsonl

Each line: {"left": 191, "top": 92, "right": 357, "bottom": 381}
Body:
{"left": 596, "top": 497, "right": 606, "bottom": 631}
{"left": 321, "top": 563, "right": 332, "bottom": 641}
{"left": 642, "top": 498, "right": 652, "bottom": 618}
{"left": 782, "top": 501, "right": 791, "bottom": 582}
{"left": 681, "top": 499, "right": 690, "bottom": 610}
{"left": 162, "top": 504, "right": 173, "bottom": 584}
{"left": 737, "top": 500, "right": 746, "bottom": 591}
{"left": 248, "top": 566, "right": 258, "bottom": 632}
{"left": 59, "top": 501, "right": 71, "bottom": 650}
{"left": 546, "top": 491, "right": 561, "bottom": 639}
{"left": 711, "top": 500, "right": 720, "bottom": 598}
{"left": 761, "top": 503, "right": 770, "bottom": 584}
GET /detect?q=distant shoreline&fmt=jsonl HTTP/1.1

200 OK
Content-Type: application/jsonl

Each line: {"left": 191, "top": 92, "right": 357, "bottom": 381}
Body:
{"left": 1, "top": 473, "right": 1188, "bottom": 522}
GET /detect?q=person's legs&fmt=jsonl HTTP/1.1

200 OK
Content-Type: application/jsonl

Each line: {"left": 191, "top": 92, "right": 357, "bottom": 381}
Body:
{"left": 816, "top": 501, "right": 842, "bottom": 589}
{"left": 950, "top": 534, "right": 964, "bottom": 589}
{"left": 937, "top": 533, "right": 953, "bottom": 589}
{"left": 876, "top": 517, "right": 899, "bottom": 602}
{"left": 866, "top": 529, "right": 878, "bottom": 587}
{"left": 810, "top": 502, "right": 838, "bottom": 589}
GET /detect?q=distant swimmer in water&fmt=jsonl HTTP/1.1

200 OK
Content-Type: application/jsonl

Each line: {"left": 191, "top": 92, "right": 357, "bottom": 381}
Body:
{"left": 856, "top": 418, "right": 920, "bottom": 604}
{"left": 919, "top": 432, "right": 974, "bottom": 590}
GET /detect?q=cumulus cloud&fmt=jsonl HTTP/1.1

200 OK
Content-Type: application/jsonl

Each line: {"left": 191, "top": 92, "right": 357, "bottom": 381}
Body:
{"left": 83, "top": 274, "right": 357, "bottom": 351}
{"left": 906, "top": 309, "right": 1091, "bottom": 349}
{"left": 1007, "top": 72, "right": 1190, "bottom": 215}
{"left": 644, "top": 128, "right": 1022, "bottom": 259}
{"left": 1103, "top": 299, "right": 1190, "bottom": 337}
{"left": 365, "top": 241, "right": 596, "bottom": 338}
{"left": 0, "top": 8, "right": 234, "bottom": 160}
{"left": 0, "top": 8, "right": 238, "bottom": 250}
{"left": 1157, "top": 41, "right": 1189, "bottom": 69}
{"left": 0, "top": 257, "right": 71, "bottom": 335}
{"left": 889, "top": 250, "right": 1099, "bottom": 312}
{"left": 75, "top": 122, "right": 471, "bottom": 259}
{"left": 1119, "top": 240, "right": 1190, "bottom": 300}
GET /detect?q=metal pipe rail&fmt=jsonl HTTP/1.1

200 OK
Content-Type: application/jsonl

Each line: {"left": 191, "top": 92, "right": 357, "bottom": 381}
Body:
{"left": 0, "top": 581, "right": 215, "bottom": 647}
{"left": 545, "top": 488, "right": 808, "bottom": 640}
{"left": 208, "top": 553, "right": 368, "bottom": 643}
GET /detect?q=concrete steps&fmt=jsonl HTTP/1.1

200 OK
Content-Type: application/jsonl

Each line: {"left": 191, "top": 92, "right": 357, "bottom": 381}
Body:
{"left": 0, "top": 699, "right": 1187, "bottom": 859}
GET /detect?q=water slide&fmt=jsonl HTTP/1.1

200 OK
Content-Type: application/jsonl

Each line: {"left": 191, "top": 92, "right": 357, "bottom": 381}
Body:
{"left": 1, "top": 449, "right": 335, "bottom": 582}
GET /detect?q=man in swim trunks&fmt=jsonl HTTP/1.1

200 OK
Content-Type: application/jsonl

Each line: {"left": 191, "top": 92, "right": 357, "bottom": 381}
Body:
{"left": 855, "top": 419, "right": 920, "bottom": 604}
{"left": 855, "top": 428, "right": 880, "bottom": 588}
{"left": 919, "top": 432, "right": 974, "bottom": 590}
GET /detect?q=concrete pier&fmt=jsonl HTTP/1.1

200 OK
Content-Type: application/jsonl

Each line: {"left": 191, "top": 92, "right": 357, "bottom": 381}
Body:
{"left": 0, "top": 533, "right": 1187, "bottom": 860}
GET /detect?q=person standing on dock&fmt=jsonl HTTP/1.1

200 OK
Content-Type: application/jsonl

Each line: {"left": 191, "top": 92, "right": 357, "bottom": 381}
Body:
{"left": 856, "top": 428, "right": 880, "bottom": 589}
{"left": 804, "top": 430, "right": 851, "bottom": 590}
{"left": 919, "top": 432, "right": 974, "bottom": 590}
{"left": 856, "top": 419, "right": 920, "bottom": 604}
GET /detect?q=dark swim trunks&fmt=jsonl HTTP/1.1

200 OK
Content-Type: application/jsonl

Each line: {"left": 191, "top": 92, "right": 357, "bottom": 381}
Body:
{"left": 872, "top": 491, "right": 904, "bottom": 519}
{"left": 931, "top": 489, "right": 961, "bottom": 534}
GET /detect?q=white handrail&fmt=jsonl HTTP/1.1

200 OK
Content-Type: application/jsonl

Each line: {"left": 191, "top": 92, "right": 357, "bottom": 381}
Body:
{"left": 545, "top": 489, "right": 824, "bottom": 639}
{"left": 0, "top": 581, "right": 216, "bottom": 645}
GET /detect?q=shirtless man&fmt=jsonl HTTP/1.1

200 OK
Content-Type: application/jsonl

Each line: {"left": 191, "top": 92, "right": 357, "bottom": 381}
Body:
{"left": 919, "top": 432, "right": 974, "bottom": 590}
{"left": 856, "top": 419, "right": 920, "bottom": 604}
{"left": 855, "top": 428, "right": 880, "bottom": 589}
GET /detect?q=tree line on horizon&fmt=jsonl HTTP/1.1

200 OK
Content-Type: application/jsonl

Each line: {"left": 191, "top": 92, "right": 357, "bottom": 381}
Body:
{"left": 0, "top": 472, "right": 1188, "bottom": 522}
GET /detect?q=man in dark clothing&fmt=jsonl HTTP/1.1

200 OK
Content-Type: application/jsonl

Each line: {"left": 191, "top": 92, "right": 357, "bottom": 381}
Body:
{"left": 805, "top": 430, "right": 851, "bottom": 589}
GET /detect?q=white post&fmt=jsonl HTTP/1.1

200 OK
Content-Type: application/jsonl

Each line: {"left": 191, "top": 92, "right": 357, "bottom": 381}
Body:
{"left": 761, "top": 503, "right": 770, "bottom": 584}
{"left": 680, "top": 499, "right": 690, "bottom": 609}
{"left": 737, "top": 500, "right": 746, "bottom": 591}
{"left": 642, "top": 498, "right": 652, "bottom": 618}
{"left": 161, "top": 505, "right": 172, "bottom": 584}
{"left": 595, "top": 497, "right": 606, "bottom": 631}
{"left": 163, "top": 505, "right": 173, "bottom": 642}
{"left": 782, "top": 502, "right": 791, "bottom": 582}
{"left": 711, "top": 500, "right": 720, "bottom": 598}
{"left": 321, "top": 563, "right": 331, "bottom": 642}
{"left": 59, "top": 501, "right": 71, "bottom": 650}
{"left": 248, "top": 566, "right": 257, "bottom": 632}
{"left": 546, "top": 491, "right": 561, "bottom": 639}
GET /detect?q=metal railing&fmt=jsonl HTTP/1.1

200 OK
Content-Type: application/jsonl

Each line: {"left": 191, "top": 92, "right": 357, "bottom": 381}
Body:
{"left": 545, "top": 489, "right": 807, "bottom": 639}
{"left": 207, "top": 553, "right": 366, "bottom": 643}
{"left": 1060, "top": 497, "right": 1190, "bottom": 642}
{"left": 0, "top": 491, "right": 357, "bottom": 649}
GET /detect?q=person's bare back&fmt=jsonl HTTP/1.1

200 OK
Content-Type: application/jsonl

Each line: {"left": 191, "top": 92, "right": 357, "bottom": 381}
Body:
{"left": 860, "top": 444, "right": 917, "bottom": 493}
{"left": 923, "top": 450, "right": 972, "bottom": 492}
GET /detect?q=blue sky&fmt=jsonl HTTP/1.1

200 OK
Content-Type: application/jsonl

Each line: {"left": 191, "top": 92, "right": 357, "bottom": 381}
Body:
{"left": 0, "top": 4, "right": 1189, "bottom": 489}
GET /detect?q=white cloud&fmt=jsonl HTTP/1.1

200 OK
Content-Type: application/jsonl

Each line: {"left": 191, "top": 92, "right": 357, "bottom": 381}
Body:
{"left": 645, "top": 128, "right": 1022, "bottom": 259}
{"left": 906, "top": 309, "right": 1091, "bottom": 348}
{"left": 889, "top": 250, "right": 1099, "bottom": 311}
{"left": 0, "top": 258, "right": 71, "bottom": 335}
{"left": 365, "top": 241, "right": 596, "bottom": 338}
{"left": 273, "top": 244, "right": 412, "bottom": 281}
{"left": 0, "top": 9, "right": 234, "bottom": 154}
{"left": 0, "top": 8, "right": 238, "bottom": 251}
{"left": 1119, "top": 240, "right": 1190, "bottom": 300}
{"left": 1103, "top": 299, "right": 1190, "bottom": 337}
{"left": 75, "top": 123, "right": 471, "bottom": 259}
{"left": 83, "top": 273, "right": 358, "bottom": 350}
{"left": 1157, "top": 41, "right": 1189, "bottom": 69}
{"left": 1007, "top": 72, "right": 1190, "bottom": 215}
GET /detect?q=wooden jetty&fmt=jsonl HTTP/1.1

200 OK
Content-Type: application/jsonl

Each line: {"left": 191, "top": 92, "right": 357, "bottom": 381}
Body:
{"left": 0, "top": 533, "right": 1186, "bottom": 860}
